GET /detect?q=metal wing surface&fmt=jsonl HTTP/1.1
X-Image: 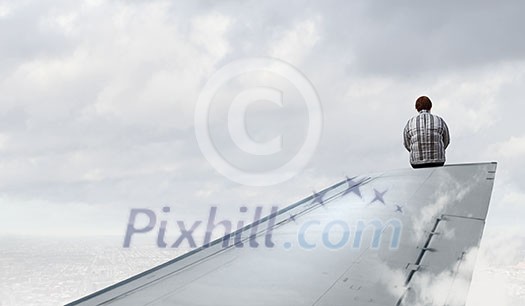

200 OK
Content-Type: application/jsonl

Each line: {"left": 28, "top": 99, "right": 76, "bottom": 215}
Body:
{"left": 66, "top": 162, "right": 497, "bottom": 306}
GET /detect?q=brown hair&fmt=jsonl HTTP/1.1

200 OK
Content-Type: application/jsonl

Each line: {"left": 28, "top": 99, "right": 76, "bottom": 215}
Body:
{"left": 415, "top": 96, "right": 432, "bottom": 112}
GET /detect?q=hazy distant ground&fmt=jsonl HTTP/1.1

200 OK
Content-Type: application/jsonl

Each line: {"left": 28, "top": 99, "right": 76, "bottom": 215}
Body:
{"left": 0, "top": 236, "right": 523, "bottom": 306}
{"left": 0, "top": 236, "right": 183, "bottom": 306}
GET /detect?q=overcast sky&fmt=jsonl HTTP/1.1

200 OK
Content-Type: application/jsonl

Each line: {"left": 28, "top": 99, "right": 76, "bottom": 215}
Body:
{"left": 0, "top": 0, "right": 524, "bottom": 303}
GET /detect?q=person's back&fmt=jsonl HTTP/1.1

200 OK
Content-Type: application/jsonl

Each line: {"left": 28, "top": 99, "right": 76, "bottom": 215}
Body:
{"left": 403, "top": 96, "right": 450, "bottom": 168}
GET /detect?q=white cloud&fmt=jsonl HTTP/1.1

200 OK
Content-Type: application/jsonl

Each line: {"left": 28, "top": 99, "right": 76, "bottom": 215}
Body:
{"left": 41, "top": 10, "right": 79, "bottom": 36}
{"left": 190, "top": 12, "right": 232, "bottom": 59}
{"left": 269, "top": 17, "right": 321, "bottom": 64}
{"left": 468, "top": 229, "right": 525, "bottom": 305}
{"left": 0, "top": 2, "right": 10, "bottom": 18}
{"left": 500, "top": 189, "right": 525, "bottom": 210}
{"left": 83, "top": 0, "right": 102, "bottom": 8}
{"left": 491, "top": 136, "right": 525, "bottom": 159}
{"left": 0, "top": 133, "right": 8, "bottom": 151}
{"left": 408, "top": 247, "right": 479, "bottom": 306}
{"left": 411, "top": 172, "right": 478, "bottom": 242}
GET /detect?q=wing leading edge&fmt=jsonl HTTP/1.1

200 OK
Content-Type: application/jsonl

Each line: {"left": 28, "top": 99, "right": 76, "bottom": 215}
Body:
{"left": 66, "top": 162, "right": 497, "bottom": 306}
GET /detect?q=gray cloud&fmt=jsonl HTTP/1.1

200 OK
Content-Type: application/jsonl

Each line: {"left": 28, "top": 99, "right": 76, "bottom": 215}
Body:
{"left": 0, "top": 0, "right": 523, "bottom": 245}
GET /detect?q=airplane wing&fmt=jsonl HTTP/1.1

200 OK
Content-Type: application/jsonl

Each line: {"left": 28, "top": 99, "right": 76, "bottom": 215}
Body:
{"left": 66, "top": 162, "right": 497, "bottom": 306}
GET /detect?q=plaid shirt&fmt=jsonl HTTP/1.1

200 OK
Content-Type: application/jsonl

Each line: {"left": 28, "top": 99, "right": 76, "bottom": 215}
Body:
{"left": 404, "top": 110, "right": 450, "bottom": 165}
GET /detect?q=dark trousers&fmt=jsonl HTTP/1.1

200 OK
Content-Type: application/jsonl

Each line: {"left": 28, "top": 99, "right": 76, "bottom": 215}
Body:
{"left": 411, "top": 162, "right": 445, "bottom": 169}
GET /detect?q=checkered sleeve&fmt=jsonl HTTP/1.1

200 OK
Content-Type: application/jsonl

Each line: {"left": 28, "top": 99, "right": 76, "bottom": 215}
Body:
{"left": 403, "top": 122, "right": 411, "bottom": 152}
{"left": 442, "top": 118, "right": 450, "bottom": 149}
